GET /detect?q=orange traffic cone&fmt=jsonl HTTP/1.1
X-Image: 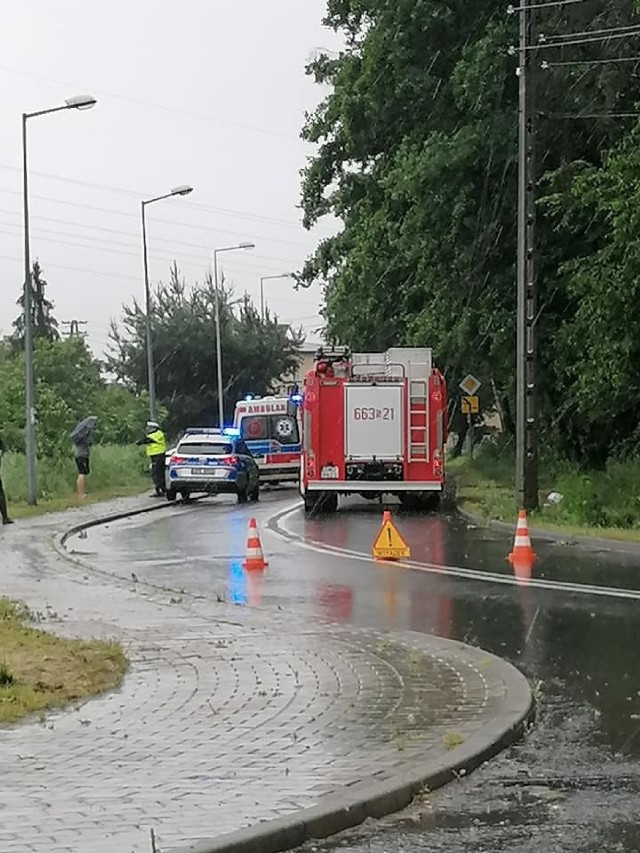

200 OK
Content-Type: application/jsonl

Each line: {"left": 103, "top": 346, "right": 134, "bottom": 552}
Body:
{"left": 507, "top": 510, "right": 536, "bottom": 568}
{"left": 243, "top": 518, "right": 269, "bottom": 570}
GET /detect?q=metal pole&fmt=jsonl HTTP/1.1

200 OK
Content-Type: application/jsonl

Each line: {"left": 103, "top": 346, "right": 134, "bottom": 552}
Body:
{"left": 516, "top": 0, "right": 539, "bottom": 510}
{"left": 22, "top": 113, "right": 37, "bottom": 506}
{"left": 214, "top": 250, "right": 224, "bottom": 428}
{"left": 141, "top": 201, "right": 157, "bottom": 422}
{"left": 260, "top": 277, "right": 265, "bottom": 322}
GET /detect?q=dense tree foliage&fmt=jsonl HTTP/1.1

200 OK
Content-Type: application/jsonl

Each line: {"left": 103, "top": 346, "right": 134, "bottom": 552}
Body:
{"left": 107, "top": 265, "right": 302, "bottom": 432}
{"left": 0, "top": 337, "right": 149, "bottom": 459}
{"left": 300, "top": 0, "right": 640, "bottom": 466}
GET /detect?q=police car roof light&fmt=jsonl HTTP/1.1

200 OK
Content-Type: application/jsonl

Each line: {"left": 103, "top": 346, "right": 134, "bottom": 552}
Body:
{"left": 223, "top": 427, "right": 241, "bottom": 437}
{"left": 184, "top": 427, "right": 222, "bottom": 435}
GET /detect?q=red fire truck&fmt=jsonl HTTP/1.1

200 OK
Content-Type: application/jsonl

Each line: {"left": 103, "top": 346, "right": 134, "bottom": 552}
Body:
{"left": 300, "top": 346, "right": 447, "bottom": 513}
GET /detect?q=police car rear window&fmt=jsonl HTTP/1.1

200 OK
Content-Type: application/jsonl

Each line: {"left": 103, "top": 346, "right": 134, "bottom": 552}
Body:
{"left": 178, "top": 442, "right": 233, "bottom": 456}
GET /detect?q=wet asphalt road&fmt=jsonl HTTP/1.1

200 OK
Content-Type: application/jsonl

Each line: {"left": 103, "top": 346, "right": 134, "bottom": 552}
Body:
{"left": 69, "top": 489, "right": 640, "bottom": 852}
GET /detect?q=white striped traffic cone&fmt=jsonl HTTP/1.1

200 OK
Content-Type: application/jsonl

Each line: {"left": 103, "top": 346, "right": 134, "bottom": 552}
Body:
{"left": 507, "top": 510, "right": 536, "bottom": 568}
{"left": 242, "top": 518, "right": 268, "bottom": 570}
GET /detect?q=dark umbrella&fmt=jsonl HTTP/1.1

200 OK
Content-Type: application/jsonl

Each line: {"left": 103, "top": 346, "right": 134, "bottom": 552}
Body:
{"left": 70, "top": 416, "right": 98, "bottom": 443}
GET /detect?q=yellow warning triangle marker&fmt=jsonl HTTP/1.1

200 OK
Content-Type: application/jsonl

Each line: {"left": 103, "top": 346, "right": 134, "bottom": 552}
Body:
{"left": 372, "top": 510, "right": 411, "bottom": 561}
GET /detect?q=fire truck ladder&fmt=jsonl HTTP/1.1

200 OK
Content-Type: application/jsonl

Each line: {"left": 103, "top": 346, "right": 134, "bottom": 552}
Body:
{"left": 383, "top": 349, "right": 432, "bottom": 462}
{"left": 409, "top": 379, "right": 428, "bottom": 460}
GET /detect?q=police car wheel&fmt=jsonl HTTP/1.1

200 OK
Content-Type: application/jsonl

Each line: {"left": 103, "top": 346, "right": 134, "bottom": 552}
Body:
{"left": 237, "top": 488, "right": 249, "bottom": 504}
{"left": 166, "top": 488, "right": 177, "bottom": 503}
{"left": 249, "top": 484, "right": 260, "bottom": 502}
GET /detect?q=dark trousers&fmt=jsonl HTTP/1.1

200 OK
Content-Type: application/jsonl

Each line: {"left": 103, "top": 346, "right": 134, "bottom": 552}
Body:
{"left": 150, "top": 454, "right": 165, "bottom": 493}
{"left": 0, "top": 476, "right": 8, "bottom": 521}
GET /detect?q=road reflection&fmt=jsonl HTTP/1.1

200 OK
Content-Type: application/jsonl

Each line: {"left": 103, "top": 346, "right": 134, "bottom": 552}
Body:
{"left": 80, "top": 497, "right": 640, "bottom": 760}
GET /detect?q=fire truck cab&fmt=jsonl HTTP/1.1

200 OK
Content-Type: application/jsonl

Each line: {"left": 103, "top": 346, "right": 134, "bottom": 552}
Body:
{"left": 300, "top": 346, "right": 447, "bottom": 513}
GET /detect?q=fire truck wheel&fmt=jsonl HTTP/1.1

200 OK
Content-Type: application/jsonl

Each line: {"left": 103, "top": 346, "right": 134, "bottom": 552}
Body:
{"left": 400, "top": 492, "right": 440, "bottom": 512}
{"left": 318, "top": 492, "right": 338, "bottom": 513}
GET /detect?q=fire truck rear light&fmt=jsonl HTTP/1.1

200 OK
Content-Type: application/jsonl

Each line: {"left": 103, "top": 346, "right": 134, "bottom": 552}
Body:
{"left": 321, "top": 465, "right": 339, "bottom": 479}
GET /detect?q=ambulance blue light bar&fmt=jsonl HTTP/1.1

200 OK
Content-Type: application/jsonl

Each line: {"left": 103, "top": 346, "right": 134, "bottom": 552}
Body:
{"left": 289, "top": 393, "right": 303, "bottom": 404}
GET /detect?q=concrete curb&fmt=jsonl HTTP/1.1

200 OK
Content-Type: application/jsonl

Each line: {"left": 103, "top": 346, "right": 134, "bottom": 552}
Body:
{"left": 58, "top": 501, "right": 170, "bottom": 549}
{"left": 457, "top": 504, "right": 640, "bottom": 555}
{"left": 164, "top": 645, "right": 533, "bottom": 853}
{"left": 58, "top": 494, "right": 209, "bottom": 549}
{"left": 52, "top": 497, "right": 534, "bottom": 853}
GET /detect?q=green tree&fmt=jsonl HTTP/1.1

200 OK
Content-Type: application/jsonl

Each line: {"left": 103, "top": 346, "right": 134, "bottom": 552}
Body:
{"left": 541, "top": 122, "right": 640, "bottom": 467}
{"left": 0, "top": 337, "right": 150, "bottom": 458}
{"left": 107, "top": 265, "right": 302, "bottom": 432}
{"left": 299, "top": 0, "right": 640, "bottom": 464}
{"left": 12, "top": 261, "right": 60, "bottom": 349}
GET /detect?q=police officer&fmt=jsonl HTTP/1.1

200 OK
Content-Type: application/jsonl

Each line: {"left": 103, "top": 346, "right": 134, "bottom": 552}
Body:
{"left": 136, "top": 421, "right": 167, "bottom": 496}
{"left": 0, "top": 436, "right": 14, "bottom": 525}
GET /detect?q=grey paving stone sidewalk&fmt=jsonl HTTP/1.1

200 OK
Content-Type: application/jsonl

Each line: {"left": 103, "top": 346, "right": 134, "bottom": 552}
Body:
{"left": 0, "top": 498, "right": 525, "bottom": 853}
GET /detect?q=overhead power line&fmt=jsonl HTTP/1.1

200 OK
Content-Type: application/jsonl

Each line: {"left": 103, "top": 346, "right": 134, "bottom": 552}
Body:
{"left": 0, "top": 163, "right": 328, "bottom": 233}
{"left": 0, "top": 215, "right": 304, "bottom": 268}
{"left": 542, "top": 56, "right": 640, "bottom": 68}
{"left": 0, "top": 63, "right": 300, "bottom": 142}
{"left": 527, "top": 29, "right": 640, "bottom": 50}
{"left": 0, "top": 188, "right": 327, "bottom": 250}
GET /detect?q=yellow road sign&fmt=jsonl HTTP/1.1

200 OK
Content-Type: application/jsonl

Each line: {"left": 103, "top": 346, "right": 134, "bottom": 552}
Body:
{"left": 372, "top": 516, "right": 411, "bottom": 560}
{"left": 461, "top": 395, "right": 479, "bottom": 414}
{"left": 459, "top": 374, "right": 481, "bottom": 395}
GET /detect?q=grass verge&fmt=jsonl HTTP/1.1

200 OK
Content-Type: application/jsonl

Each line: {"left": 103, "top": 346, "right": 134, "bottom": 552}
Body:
{"left": 0, "top": 598, "right": 127, "bottom": 724}
{"left": 2, "top": 444, "right": 150, "bottom": 519}
{"left": 450, "top": 444, "right": 640, "bottom": 543}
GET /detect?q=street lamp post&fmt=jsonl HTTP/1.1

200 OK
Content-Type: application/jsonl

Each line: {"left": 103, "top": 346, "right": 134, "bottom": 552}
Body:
{"left": 141, "top": 185, "right": 193, "bottom": 421}
{"left": 22, "top": 95, "right": 97, "bottom": 506}
{"left": 259, "top": 273, "right": 294, "bottom": 322}
{"left": 213, "top": 243, "right": 255, "bottom": 427}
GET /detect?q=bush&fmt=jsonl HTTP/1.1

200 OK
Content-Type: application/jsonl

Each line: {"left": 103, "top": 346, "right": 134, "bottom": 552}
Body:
{"left": 0, "top": 338, "right": 152, "bottom": 458}
{"left": 455, "top": 441, "right": 640, "bottom": 530}
{"left": 551, "top": 470, "right": 605, "bottom": 527}
{"left": 2, "top": 445, "right": 149, "bottom": 504}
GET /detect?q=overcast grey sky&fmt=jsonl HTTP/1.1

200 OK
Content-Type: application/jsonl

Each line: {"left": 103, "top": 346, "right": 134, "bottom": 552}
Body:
{"left": 0, "top": 0, "right": 341, "bottom": 353}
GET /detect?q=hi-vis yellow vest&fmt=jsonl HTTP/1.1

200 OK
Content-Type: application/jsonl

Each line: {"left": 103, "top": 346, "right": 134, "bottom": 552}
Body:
{"left": 146, "top": 430, "right": 166, "bottom": 457}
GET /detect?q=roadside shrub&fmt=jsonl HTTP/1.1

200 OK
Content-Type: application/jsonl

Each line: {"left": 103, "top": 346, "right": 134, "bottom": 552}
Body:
{"left": 2, "top": 444, "right": 148, "bottom": 503}
{"left": 549, "top": 470, "right": 604, "bottom": 526}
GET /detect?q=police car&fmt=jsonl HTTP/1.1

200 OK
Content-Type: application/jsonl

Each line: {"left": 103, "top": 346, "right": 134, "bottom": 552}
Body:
{"left": 166, "top": 428, "right": 260, "bottom": 504}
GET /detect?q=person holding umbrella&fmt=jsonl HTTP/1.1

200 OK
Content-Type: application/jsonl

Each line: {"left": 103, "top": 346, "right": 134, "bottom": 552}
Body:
{"left": 0, "top": 435, "right": 13, "bottom": 525}
{"left": 70, "top": 416, "right": 97, "bottom": 500}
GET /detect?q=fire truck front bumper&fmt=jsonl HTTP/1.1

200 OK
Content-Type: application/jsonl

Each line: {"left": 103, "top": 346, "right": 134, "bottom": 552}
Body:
{"left": 305, "top": 481, "right": 442, "bottom": 492}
